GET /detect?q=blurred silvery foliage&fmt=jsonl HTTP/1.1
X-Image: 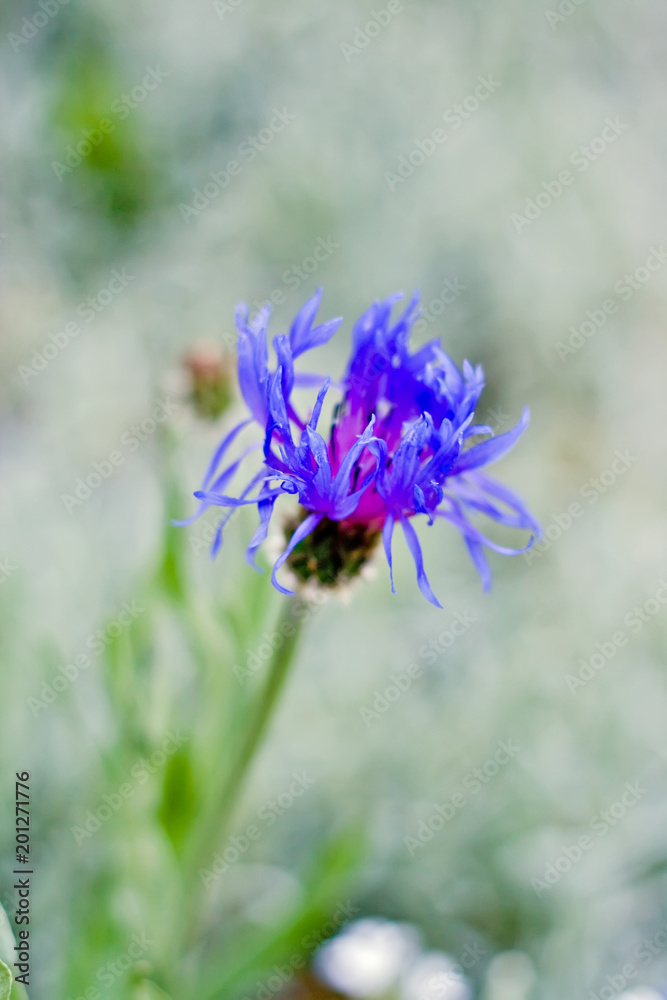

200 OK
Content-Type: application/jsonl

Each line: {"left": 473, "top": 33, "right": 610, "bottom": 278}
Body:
{"left": 1, "top": 0, "right": 667, "bottom": 998}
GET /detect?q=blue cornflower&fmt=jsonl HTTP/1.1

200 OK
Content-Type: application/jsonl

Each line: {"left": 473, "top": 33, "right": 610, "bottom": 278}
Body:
{"left": 180, "top": 289, "right": 539, "bottom": 607}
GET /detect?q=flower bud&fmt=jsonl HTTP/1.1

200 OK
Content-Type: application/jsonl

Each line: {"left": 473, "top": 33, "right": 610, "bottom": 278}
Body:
{"left": 183, "top": 344, "right": 232, "bottom": 420}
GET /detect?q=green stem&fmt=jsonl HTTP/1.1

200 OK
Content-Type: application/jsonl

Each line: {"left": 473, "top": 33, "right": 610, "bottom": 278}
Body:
{"left": 178, "top": 598, "right": 303, "bottom": 954}
{"left": 200, "top": 599, "right": 302, "bottom": 867}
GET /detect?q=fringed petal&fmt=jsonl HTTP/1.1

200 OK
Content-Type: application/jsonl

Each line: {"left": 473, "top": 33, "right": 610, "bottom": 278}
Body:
{"left": 450, "top": 408, "right": 530, "bottom": 474}
{"left": 246, "top": 497, "right": 278, "bottom": 570}
{"left": 382, "top": 514, "right": 396, "bottom": 594}
{"left": 400, "top": 516, "right": 442, "bottom": 609}
{"left": 271, "top": 513, "right": 323, "bottom": 595}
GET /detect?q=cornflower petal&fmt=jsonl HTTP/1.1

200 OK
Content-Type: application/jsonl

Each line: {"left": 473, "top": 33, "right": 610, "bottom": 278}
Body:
{"left": 450, "top": 408, "right": 530, "bottom": 475}
{"left": 246, "top": 497, "right": 278, "bottom": 569}
{"left": 400, "top": 516, "right": 443, "bottom": 609}
{"left": 271, "top": 512, "right": 323, "bottom": 595}
{"left": 382, "top": 514, "right": 396, "bottom": 594}
{"left": 289, "top": 287, "right": 342, "bottom": 357}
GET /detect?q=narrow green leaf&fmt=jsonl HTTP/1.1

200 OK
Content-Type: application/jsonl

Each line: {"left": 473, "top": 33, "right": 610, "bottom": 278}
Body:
{"left": 158, "top": 748, "right": 199, "bottom": 853}
{"left": 157, "top": 477, "right": 188, "bottom": 602}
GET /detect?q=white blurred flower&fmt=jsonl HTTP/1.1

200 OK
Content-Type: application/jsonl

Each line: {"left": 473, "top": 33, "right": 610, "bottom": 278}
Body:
{"left": 313, "top": 917, "right": 421, "bottom": 997}
{"left": 482, "top": 951, "right": 535, "bottom": 1000}
{"left": 401, "top": 951, "right": 472, "bottom": 1000}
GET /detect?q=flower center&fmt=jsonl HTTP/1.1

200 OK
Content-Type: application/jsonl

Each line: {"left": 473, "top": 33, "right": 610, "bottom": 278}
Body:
{"left": 284, "top": 510, "right": 381, "bottom": 588}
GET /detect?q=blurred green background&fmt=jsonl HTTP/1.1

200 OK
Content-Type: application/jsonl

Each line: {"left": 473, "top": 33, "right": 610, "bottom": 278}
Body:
{"left": 2, "top": 0, "right": 667, "bottom": 998}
